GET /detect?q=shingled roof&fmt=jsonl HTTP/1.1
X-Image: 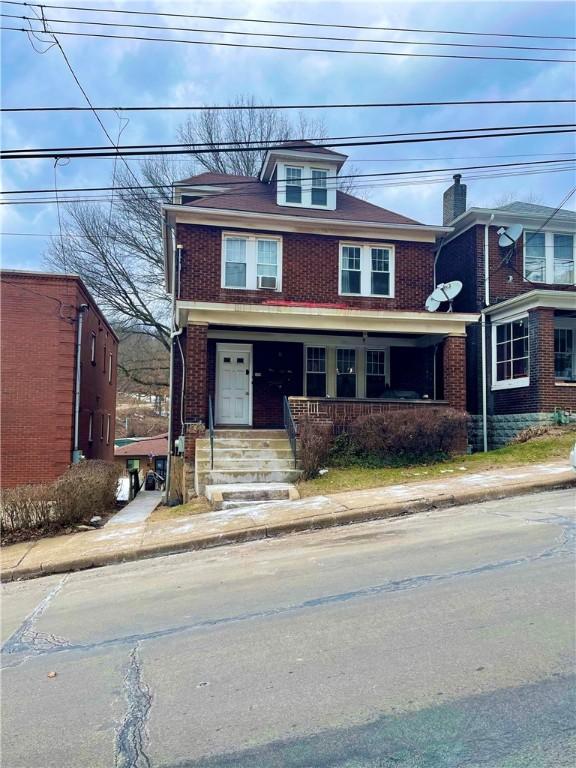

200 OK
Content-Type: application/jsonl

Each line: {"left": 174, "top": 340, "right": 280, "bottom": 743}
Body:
{"left": 175, "top": 173, "right": 422, "bottom": 226}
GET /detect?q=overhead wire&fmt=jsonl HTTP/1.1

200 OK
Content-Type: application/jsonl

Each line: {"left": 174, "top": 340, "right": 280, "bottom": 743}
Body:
{"left": 3, "top": 1, "right": 574, "bottom": 41}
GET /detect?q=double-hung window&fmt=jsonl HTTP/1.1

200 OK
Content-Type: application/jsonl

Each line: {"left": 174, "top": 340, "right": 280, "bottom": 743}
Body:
{"left": 366, "top": 350, "right": 387, "bottom": 398}
{"left": 336, "top": 348, "right": 356, "bottom": 397}
{"left": 311, "top": 169, "right": 328, "bottom": 206}
{"left": 90, "top": 332, "right": 96, "bottom": 365}
{"left": 305, "top": 347, "right": 326, "bottom": 397}
{"left": 524, "top": 231, "right": 575, "bottom": 284}
{"left": 222, "top": 234, "right": 281, "bottom": 290}
{"left": 339, "top": 243, "right": 394, "bottom": 297}
{"left": 285, "top": 167, "right": 302, "bottom": 204}
{"left": 555, "top": 323, "right": 576, "bottom": 382}
{"left": 493, "top": 317, "right": 529, "bottom": 388}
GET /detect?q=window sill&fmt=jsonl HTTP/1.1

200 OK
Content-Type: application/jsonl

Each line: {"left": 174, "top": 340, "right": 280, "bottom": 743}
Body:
{"left": 555, "top": 381, "right": 576, "bottom": 387}
{"left": 221, "top": 285, "right": 281, "bottom": 292}
{"left": 491, "top": 377, "right": 530, "bottom": 391}
{"left": 339, "top": 292, "right": 394, "bottom": 299}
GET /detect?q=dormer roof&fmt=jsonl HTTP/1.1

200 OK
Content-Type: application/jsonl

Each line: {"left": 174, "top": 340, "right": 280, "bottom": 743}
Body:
{"left": 259, "top": 141, "right": 348, "bottom": 182}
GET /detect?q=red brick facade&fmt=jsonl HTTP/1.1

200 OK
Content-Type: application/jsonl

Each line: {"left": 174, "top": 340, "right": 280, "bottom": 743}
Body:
{"left": 0, "top": 272, "right": 117, "bottom": 488}
{"left": 176, "top": 223, "right": 435, "bottom": 310}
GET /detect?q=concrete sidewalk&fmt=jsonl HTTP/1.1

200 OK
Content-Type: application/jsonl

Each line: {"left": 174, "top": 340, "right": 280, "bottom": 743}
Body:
{"left": 2, "top": 462, "right": 575, "bottom": 582}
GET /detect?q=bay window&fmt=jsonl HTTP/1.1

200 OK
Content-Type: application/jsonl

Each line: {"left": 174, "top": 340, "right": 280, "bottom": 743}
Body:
{"left": 339, "top": 243, "right": 394, "bottom": 297}
{"left": 222, "top": 233, "right": 281, "bottom": 290}
{"left": 336, "top": 348, "right": 356, "bottom": 397}
{"left": 524, "top": 231, "right": 575, "bottom": 284}
{"left": 305, "top": 347, "right": 326, "bottom": 397}
{"left": 555, "top": 324, "right": 576, "bottom": 382}
{"left": 493, "top": 317, "right": 530, "bottom": 388}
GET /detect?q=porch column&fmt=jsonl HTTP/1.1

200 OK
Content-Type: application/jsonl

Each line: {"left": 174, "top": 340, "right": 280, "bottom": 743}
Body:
{"left": 528, "top": 307, "right": 555, "bottom": 411}
{"left": 443, "top": 335, "right": 467, "bottom": 410}
{"left": 185, "top": 321, "right": 208, "bottom": 423}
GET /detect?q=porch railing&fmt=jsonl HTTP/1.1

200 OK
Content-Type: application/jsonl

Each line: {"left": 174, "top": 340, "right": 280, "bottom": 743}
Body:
{"left": 283, "top": 395, "right": 298, "bottom": 469}
{"left": 208, "top": 395, "right": 215, "bottom": 470}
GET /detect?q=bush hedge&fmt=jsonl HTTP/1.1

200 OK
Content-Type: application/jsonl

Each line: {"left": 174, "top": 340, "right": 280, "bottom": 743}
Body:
{"left": 297, "top": 417, "right": 333, "bottom": 480}
{"left": 1, "top": 460, "right": 121, "bottom": 536}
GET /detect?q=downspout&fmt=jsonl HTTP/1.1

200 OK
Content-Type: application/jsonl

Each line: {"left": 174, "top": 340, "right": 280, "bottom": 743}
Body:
{"left": 165, "top": 222, "right": 184, "bottom": 502}
{"left": 432, "top": 236, "right": 445, "bottom": 400}
{"left": 481, "top": 214, "right": 494, "bottom": 452}
{"left": 72, "top": 303, "right": 89, "bottom": 463}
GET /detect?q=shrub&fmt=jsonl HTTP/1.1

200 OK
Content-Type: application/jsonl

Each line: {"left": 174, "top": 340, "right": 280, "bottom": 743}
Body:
{"left": 1, "top": 460, "right": 121, "bottom": 535}
{"left": 298, "top": 417, "right": 333, "bottom": 479}
{"left": 509, "top": 425, "right": 552, "bottom": 444}
{"left": 349, "top": 408, "right": 468, "bottom": 463}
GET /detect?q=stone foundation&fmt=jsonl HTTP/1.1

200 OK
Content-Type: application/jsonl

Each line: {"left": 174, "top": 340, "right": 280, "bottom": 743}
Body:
{"left": 469, "top": 410, "right": 576, "bottom": 451}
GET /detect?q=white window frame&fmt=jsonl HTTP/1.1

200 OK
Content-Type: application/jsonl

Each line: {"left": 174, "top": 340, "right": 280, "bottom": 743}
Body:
{"left": 339, "top": 242, "right": 395, "bottom": 298}
{"left": 106, "top": 414, "right": 111, "bottom": 445}
{"left": 277, "top": 162, "right": 336, "bottom": 209}
{"left": 365, "top": 348, "right": 390, "bottom": 398}
{"left": 221, "top": 232, "right": 282, "bottom": 291}
{"left": 311, "top": 168, "right": 328, "bottom": 207}
{"left": 303, "top": 340, "right": 391, "bottom": 399}
{"left": 523, "top": 231, "right": 576, "bottom": 285}
{"left": 285, "top": 165, "right": 303, "bottom": 204}
{"left": 304, "top": 346, "right": 327, "bottom": 397}
{"left": 491, "top": 313, "right": 530, "bottom": 390}
{"left": 554, "top": 317, "right": 576, "bottom": 384}
{"left": 88, "top": 412, "right": 93, "bottom": 443}
{"left": 108, "top": 352, "right": 113, "bottom": 384}
{"left": 90, "top": 332, "right": 96, "bottom": 364}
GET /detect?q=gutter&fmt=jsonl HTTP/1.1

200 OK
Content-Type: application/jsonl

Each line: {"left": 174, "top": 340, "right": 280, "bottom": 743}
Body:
{"left": 480, "top": 214, "right": 494, "bottom": 453}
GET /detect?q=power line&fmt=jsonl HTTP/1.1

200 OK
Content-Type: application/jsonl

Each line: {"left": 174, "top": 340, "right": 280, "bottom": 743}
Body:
{"left": 3, "top": 2, "right": 574, "bottom": 41}
{"left": 4, "top": 128, "right": 575, "bottom": 161}
{"left": 2, "top": 165, "right": 575, "bottom": 205}
{"left": 4, "top": 25, "right": 574, "bottom": 63}
{"left": 3, "top": 12, "right": 575, "bottom": 53}
{"left": 2, "top": 158, "right": 574, "bottom": 195}
{"left": 5, "top": 124, "right": 574, "bottom": 156}
{"left": 3, "top": 98, "right": 575, "bottom": 113}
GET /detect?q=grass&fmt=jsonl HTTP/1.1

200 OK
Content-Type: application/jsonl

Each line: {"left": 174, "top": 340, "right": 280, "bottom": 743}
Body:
{"left": 298, "top": 426, "right": 576, "bottom": 498}
{"left": 150, "top": 496, "right": 210, "bottom": 522}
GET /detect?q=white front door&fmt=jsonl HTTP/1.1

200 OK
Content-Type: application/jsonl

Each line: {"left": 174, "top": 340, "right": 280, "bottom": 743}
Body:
{"left": 216, "top": 344, "right": 252, "bottom": 425}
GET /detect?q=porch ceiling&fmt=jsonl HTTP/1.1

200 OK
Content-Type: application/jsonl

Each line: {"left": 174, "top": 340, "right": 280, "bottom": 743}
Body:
{"left": 178, "top": 300, "right": 478, "bottom": 337}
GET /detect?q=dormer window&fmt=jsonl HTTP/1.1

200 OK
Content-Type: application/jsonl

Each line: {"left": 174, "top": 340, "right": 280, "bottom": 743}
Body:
{"left": 311, "top": 169, "right": 328, "bottom": 206}
{"left": 285, "top": 167, "right": 302, "bottom": 203}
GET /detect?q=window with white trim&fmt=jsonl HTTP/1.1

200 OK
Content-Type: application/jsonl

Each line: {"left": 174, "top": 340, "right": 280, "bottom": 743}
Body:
{"left": 305, "top": 347, "right": 326, "bottom": 397}
{"left": 222, "top": 234, "right": 281, "bottom": 290}
{"left": 108, "top": 352, "right": 113, "bottom": 384}
{"left": 365, "top": 350, "right": 387, "bottom": 398}
{"left": 493, "top": 317, "right": 529, "bottom": 387}
{"left": 339, "top": 243, "right": 394, "bottom": 297}
{"left": 524, "top": 231, "right": 575, "bottom": 284}
{"left": 90, "top": 332, "right": 96, "bottom": 364}
{"left": 285, "top": 166, "right": 302, "bottom": 204}
{"left": 311, "top": 169, "right": 328, "bottom": 206}
{"left": 106, "top": 414, "right": 111, "bottom": 445}
{"left": 88, "top": 412, "right": 93, "bottom": 442}
{"left": 555, "top": 323, "right": 576, "bottom": 382}
{"left": 336, "top": 348, "right": 356, "bottom": 397}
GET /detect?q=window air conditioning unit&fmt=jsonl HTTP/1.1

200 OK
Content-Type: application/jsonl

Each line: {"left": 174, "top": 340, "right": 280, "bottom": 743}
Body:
{"left": 257, "top": 275, "right": 277, "bottom": 289}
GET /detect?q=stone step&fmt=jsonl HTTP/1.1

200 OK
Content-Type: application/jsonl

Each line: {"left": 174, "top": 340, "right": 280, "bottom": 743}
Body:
{"left": 197, "top": 461, "right": 297, "bottom": 472}
{"left": 196, "top": 438, "right": 293, "bottom": 451}
{"left": 213, "top": 429, "right": 287, "bottom": 439}
{"left": 196, "top": 446, "right": 295, "bottom": 460}
{"left": 205, "top": 482, "right": 299, "bottom": 510}
{"left": 197, "top": 469, "right": 302, "bottom": 494}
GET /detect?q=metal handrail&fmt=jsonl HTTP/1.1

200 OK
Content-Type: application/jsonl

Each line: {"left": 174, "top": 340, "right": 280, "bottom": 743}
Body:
{"left": 208, "top": 395, "right": 215, "bottom": 470}
{"left": 283, "top": 395, "right": 297, "bottom": 469}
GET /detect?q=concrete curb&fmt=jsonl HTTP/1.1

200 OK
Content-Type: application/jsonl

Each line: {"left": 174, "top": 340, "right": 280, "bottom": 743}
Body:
{"left": 2, "top": 474, "right": 575, "bottom": 582}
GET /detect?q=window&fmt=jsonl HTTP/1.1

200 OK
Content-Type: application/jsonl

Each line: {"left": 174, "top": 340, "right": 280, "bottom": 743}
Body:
{"left": 127, "top": 459, "right": 140, "bottom": 471}
{"left": 224, "top": 237, "right": 247, "bottom": 288}
{"left": 555, "top": 326, "right": 576, "bottom": 382}
{"left": 493, "top": 317, "right": 529, "bottom": 388}
{"left": 222, "top": 234, "right": 281, "bottom": 290}
{"left": 90, "top": 332, "right": 96, "bottom": 364}
{"left": 336, "top": 348, "right": 356, "bottom": 397}
{"left": 305, "top": 347, "right": 326, "bottom": 397}
{"left": 311, "top": 169, "right": 328, "bottom": 206}
{"left": 366, "top": 350, "right": 387, "bottom": 398}
{"left": 108, "top": 352, "right": 113, "bottom": 384}
{"left": 103, "top": 343, "right": 107, "bottom": 373}
{"left": 524, "top": 231, "right": 575, "bottom": 284}
{"left": 100, "top": 414, "right": 105, "bottom": 440}
{"left": 285, "top": 166, "right": 302, "bottom": 203}
{"left": 88, "top": 412, "right": 93, "bottom": 442}
{"left": 339, "top": 243, "right": 394, "bottom": 297}
{"left": 340, "top": 246, "right": 361, "bottom": 294}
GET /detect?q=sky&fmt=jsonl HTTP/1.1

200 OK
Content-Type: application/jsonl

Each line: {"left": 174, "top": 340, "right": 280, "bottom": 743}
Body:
{"left": 1, "top": 0, "right": 575, "bottom": 271}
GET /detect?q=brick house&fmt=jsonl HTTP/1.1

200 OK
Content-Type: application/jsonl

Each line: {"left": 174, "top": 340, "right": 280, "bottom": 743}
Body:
{"left": 162, "top": 143, "right": 478, "bottom": 494}
{"left": 437, "top": 177, "right": 576, "bottom": 448}
{"left": 0, "top": 270, "right": 118, "bottom": 487}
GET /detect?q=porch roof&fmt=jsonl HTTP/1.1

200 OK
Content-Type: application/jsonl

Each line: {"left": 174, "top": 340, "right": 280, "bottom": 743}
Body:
{"left": 177, "top": 300, "right": 479, "bottom": 337}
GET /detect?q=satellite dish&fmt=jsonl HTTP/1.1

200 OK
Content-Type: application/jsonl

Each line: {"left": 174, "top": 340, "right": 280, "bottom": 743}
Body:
{"left": 497, "top": 223, "right": 523, "bottom": 248}
{"left": 425, "top": 280, "right": 463, "bottom": 312}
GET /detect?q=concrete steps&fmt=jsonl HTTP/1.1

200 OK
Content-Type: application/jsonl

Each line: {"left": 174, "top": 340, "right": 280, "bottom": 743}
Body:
{"left": 195, "top": 428, "right": 301, "bottom": 501}
{"left": 205, "top": 482, "right": 299, "bottom": 510}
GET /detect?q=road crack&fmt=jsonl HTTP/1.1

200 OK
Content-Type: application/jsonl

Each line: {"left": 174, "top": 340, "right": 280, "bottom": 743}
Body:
{"left": 115, "top": 644, "right": 153, "bottom": 768}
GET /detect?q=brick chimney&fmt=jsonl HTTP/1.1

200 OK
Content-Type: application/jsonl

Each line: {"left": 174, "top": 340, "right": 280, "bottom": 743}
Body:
{"left": 443, "top": 174, "right": 467, "bottom": 225}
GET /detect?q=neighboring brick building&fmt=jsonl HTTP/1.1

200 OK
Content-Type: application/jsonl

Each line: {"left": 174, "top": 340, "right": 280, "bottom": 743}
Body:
{"left": 437, "top": 180, "right": 576, "bottom": 448}
{"left": 0, "top": 270, "right": 118, "bottom": 487}
{"left": 162, "top": 142, "right": 478, "bottom": 465}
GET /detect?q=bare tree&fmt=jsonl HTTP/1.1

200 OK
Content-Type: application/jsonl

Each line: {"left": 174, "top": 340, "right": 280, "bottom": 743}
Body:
{"left": 46, "top": 99, "right": 362, "bottom": 387}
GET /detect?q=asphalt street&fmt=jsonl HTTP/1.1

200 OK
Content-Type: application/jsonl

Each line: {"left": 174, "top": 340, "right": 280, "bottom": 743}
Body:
{"left": 2, "top": 488, "right": 575, "bottom": 767}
